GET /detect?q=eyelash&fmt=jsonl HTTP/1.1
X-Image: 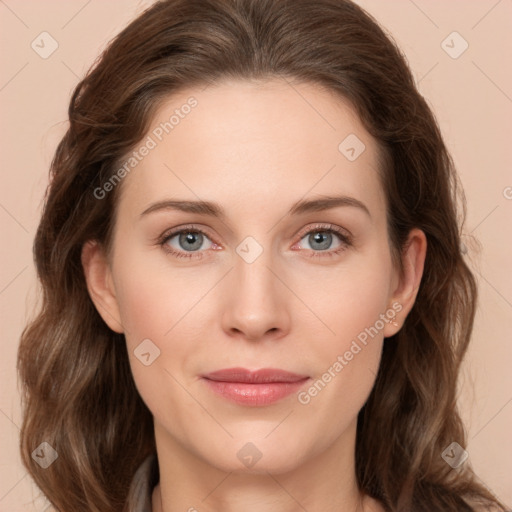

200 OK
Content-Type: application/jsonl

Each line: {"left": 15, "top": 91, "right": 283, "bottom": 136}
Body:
{"left": 157, "top": 223, "right": 353, "bottom": 261}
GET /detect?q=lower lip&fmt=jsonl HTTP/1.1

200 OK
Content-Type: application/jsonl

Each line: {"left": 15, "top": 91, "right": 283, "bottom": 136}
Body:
{"left": 202, "top": 378, "right": 310, "bottom": 406}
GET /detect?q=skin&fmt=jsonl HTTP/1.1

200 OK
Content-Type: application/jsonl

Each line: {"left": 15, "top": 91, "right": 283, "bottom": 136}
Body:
{"left": 82, "top": 78, "right": 426, "bottom": 512}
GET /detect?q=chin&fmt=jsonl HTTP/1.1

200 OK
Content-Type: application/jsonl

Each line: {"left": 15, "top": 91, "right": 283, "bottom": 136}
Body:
{"left": 200, "top": 437, "right": 310, "bottom": 476}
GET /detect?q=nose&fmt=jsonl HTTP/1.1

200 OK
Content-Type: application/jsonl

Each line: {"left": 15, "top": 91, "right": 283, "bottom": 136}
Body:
{"left": 220, "top": 248, "right": 291, "bottom": 342}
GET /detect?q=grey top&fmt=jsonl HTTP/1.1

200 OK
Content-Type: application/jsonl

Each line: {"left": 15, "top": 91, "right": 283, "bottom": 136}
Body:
{"left": 126, "top": 453, "right": 159, "bottom": 512}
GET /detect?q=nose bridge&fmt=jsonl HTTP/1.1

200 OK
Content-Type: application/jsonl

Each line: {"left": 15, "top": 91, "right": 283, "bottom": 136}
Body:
{"left": 235, "top": 240, "right": 276, "bottom": 296}
{"left": 234, "top": 235, "right": 280, "bottom": 309}
{"left": 220, "top": 234, "right": 290, "bottom": 339}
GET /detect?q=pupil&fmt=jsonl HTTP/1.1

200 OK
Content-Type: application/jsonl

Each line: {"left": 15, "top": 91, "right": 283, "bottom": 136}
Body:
{"left": 180, "top": 232, "right": 202, "bottom": 251}
{"left": 311, "top": 231, "right": 331, "bottom": 250}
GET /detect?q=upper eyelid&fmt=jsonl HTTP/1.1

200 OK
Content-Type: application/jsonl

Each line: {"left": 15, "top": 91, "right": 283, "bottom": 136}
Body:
{"left": 295, "top": 223, "right": 352, "bottom": 240}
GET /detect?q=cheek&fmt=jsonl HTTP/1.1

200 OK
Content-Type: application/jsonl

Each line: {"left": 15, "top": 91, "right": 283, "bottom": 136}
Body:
{"left": 293, "top": 245, "right": 393, "bottom": 408}
{"left": 112, "top": 246, "right": 208, "bottom": 342}
{"left": 110, "top": 250, "right": 212, "bottom": 412}
{"left": 293, "top": 267, "right": 390, "bottom": 445}
{"left": 113, "top": 266, "right": 196, "bottom": 423}
{"left": 298, "top": 246, "right": 393, "bottom": 350}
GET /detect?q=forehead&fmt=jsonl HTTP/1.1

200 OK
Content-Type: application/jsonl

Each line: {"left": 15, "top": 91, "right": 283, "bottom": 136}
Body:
{"left": 116, "top": 78, "right": 386, "bottom": 223}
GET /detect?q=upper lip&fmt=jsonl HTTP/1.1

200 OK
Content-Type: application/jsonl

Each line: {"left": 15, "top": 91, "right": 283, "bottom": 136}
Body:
{"left": 202, "top": 367, "right": 309, "bottom": 383}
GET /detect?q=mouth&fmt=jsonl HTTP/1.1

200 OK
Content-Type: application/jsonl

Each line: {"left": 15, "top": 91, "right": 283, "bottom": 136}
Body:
{"left": 200, "top": 367, "right": 310, "bottom": 406}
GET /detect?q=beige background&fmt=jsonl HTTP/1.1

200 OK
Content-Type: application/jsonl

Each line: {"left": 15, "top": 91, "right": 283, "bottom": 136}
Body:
{"left": 1, "top": 0, "right": 511, "bottom": 510}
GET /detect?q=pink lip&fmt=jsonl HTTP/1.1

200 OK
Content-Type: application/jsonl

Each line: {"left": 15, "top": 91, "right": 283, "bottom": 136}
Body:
{"left": 201, "top": 367, "right": 310, "bottom": 406}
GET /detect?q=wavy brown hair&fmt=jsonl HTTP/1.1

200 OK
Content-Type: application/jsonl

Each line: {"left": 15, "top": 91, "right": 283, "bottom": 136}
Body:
{"left": 17, "top": 0, "right": 508, "bottom": 511}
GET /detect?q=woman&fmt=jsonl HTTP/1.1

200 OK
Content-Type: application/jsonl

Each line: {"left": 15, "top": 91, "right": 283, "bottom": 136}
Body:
{"left": 17, "top": 0, "right": 509, "bottom": 510}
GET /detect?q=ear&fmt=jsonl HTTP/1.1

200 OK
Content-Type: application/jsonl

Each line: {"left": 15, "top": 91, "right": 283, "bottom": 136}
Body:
{"left": 81, "top": 240, "right": 124, "bottom": 333}
{"left": 383, "top": 228, "right": 427, "bottom": 337}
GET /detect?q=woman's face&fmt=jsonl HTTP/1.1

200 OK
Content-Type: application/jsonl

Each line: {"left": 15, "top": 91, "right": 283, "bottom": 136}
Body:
{"left": 84, "top": 78, "right": 424, "bottom": 474}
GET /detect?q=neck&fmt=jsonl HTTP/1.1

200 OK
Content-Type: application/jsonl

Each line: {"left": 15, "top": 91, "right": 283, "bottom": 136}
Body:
{"left": 151, "top": 418, "right": 375, "bottom": 512}
{"left": 152, "top": 483, "right": 368, "bottom": 512}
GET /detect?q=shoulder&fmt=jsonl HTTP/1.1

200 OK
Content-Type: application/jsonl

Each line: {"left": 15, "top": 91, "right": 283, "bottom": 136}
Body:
{"left": 36, "top": 455, "right": 159, "bottom": 512}
{"left": 126, "top": 453, "right": 159, "bottom": 512}
{"left": 364, "top": 495, "right": 387, "bottom": 512}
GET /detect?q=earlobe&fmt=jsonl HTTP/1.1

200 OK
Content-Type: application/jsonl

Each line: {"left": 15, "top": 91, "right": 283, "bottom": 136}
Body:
{"left": 81, "top": 240, "right": 124, "bottom": 333}
{"left": 384, "top": 228, "right": 427, "bottom": 337}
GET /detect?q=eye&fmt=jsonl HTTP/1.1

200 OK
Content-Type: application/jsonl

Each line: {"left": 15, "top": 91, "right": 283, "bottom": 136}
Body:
{"left": 158, "top": 225, "right": 217, "bottom": 260}
{"left": 157, "top": 223, "right": 352, "bottom": 261}
{"left": 293, "top": 223, "right": 352, "bottom": 259}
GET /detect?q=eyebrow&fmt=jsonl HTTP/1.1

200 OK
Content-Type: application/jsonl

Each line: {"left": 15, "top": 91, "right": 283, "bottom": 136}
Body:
{"left": 139, "top": 194, "right": 371, "bottom": 219}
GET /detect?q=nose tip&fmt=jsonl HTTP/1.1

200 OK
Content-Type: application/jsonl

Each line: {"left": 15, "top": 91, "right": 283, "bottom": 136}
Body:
{"left": 221, "top": 259, "right": 291, "bottom": 342}
{"left": 230, "top": 325, "right": 280, "bottom": 340}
